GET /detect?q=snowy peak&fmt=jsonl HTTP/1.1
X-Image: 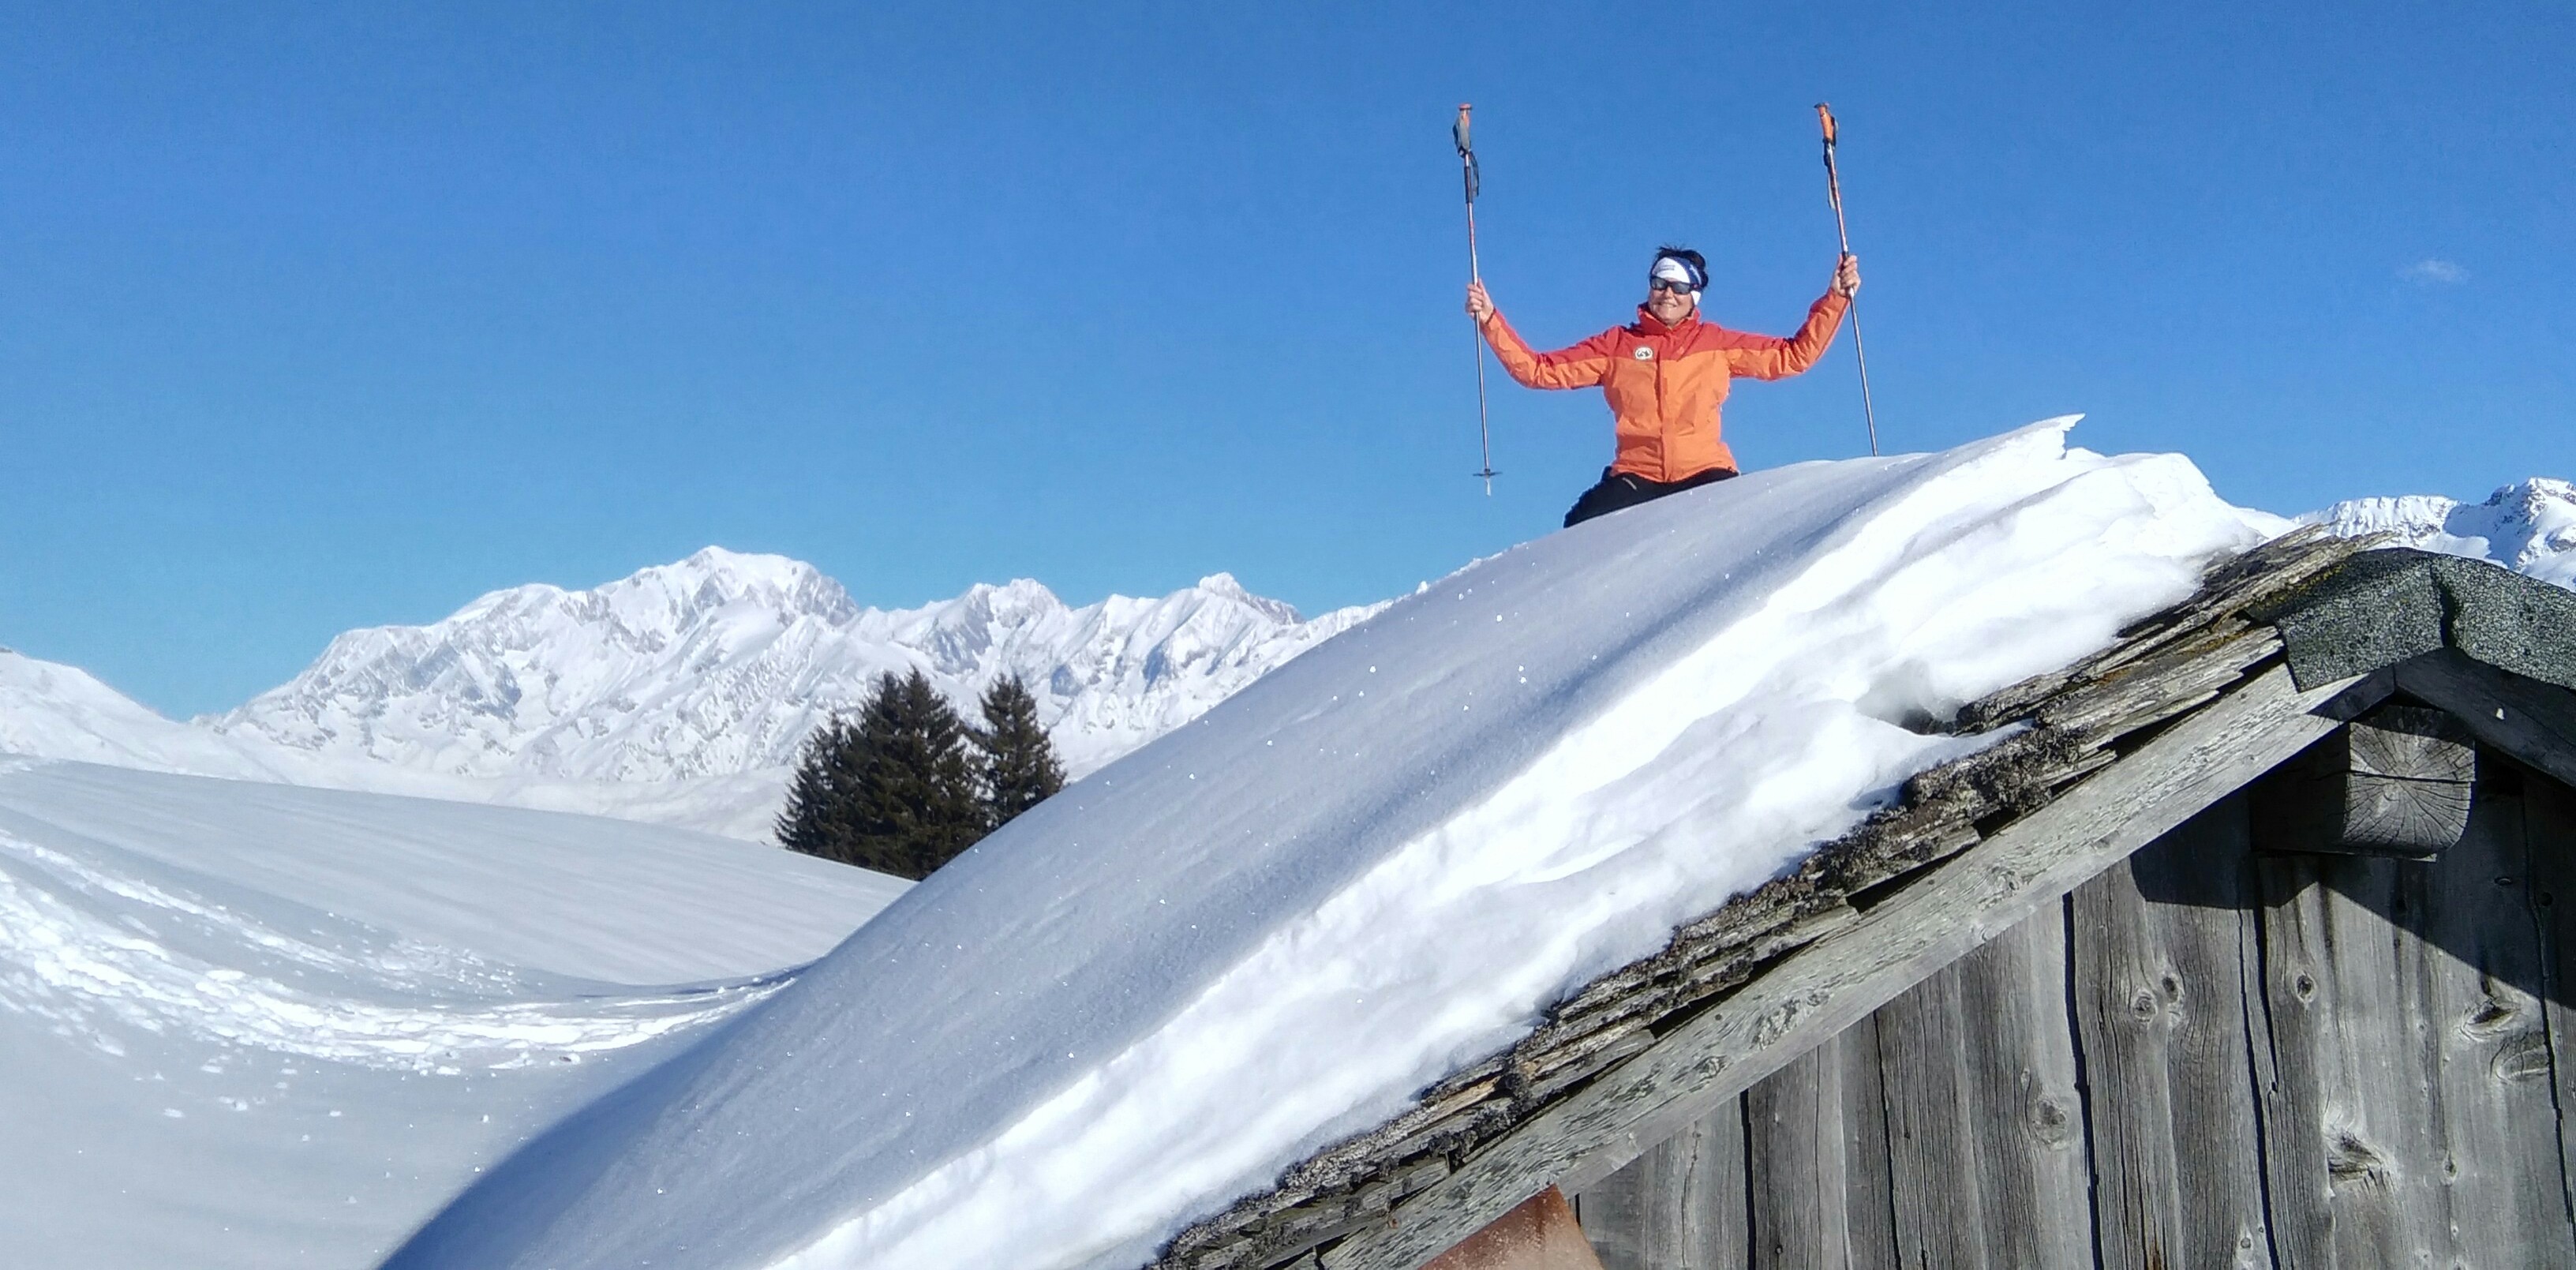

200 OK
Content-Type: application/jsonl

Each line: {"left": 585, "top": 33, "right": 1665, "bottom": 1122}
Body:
{"left": 445, "top": 548, "right": 859, "bottom": 644}
{"left": 212, "top": 550, "right": 1385, "bottom": 787}
{"left": 1193, "top": 571, "right": 1301, "bottom": 624}
{"left": 2311, "top": 478, "right": 2576, "bottom": 588}
{"left": 0, "top": 648, "right": 274, "bottom": 777}
{"left": 595, "top": 546, "right": 861, "bottom": 628}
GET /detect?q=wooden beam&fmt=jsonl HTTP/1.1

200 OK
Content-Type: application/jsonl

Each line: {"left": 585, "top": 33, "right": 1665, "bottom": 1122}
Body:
{"left": 2393, "top": 649, "right": 2576, "bottom": 794}
{"left": 1322, "top": 663, "right": 2391, "bottom": 1270}
{"left": 2252, "top": 704, "right": 2477, "bottom": 858}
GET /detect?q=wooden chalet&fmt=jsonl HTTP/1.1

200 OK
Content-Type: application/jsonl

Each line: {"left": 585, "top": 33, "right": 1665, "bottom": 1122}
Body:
{"left": 1150, "top": 531, "right": 2576, "bottom": 1270}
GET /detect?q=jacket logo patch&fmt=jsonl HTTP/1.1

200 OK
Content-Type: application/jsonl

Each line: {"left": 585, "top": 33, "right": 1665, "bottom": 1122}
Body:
{"left": 1633, "top": 347, "right": 1653, "bottom": 361}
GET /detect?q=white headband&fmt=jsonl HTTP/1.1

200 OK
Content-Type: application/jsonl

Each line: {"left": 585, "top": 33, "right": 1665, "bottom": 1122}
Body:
{"left": 1650, "top": 257, "right": 1702, "bottom": 303}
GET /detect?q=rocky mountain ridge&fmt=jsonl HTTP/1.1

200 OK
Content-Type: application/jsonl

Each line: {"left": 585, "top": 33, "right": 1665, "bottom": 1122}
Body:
{"left": 210, "top": 549, "right": 1387, "bottom": 783}
{"left": 2305, "top": 478, "right": 2575, "bottom": 588}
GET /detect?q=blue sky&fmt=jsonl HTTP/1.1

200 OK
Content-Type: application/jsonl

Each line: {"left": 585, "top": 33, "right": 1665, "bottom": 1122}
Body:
{"left": 2, "top": 2, "right": 2567, "bottom": 717}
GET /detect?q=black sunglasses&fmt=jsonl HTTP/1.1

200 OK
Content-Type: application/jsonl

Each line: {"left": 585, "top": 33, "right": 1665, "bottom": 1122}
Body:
{"left": 1649, "top": 277, "right": 1697, "bottom": 294}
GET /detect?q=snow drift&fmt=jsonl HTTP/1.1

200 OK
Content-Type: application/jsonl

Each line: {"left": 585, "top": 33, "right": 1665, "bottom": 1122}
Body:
{"left": 387, "top": 423, "right": 2275, "bottom": 1270}
{"left": 0, "top": 759, "right": 906, "bottom": 1268}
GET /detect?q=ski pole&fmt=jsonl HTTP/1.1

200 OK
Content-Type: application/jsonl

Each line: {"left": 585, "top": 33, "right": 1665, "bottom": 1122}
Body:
{"left": 1815, "top": 103, "right": 1881, "bottom": 457}
{"left": 1455, "top": 103, "right": 1498, "bottom": 494}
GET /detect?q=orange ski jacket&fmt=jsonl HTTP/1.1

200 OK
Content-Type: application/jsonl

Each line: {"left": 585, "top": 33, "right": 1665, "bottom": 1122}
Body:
{"left": 1477, "top": 291, "right": 1849, "bottom": 483}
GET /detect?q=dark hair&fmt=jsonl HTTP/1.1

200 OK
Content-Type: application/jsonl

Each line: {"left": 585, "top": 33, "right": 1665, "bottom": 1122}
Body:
{"left": 1652, "top": 245, "right": 1708, "bottom": 289}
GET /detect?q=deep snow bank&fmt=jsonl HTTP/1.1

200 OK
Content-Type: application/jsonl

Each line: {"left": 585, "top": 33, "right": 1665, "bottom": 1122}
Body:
{"left": 0, "top": 759, "right": 906, "bottom": 1268}
{"left": 388, "top": 423, "right": 2271, "bottom": 1270}
{"left": 0, "top": 762, "right": 905, "bottom": 984}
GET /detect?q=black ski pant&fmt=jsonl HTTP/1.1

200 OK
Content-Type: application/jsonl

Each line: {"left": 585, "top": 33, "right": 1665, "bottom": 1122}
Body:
{"left": 1561, "top": 465, "right": 1736, "bottom": 528}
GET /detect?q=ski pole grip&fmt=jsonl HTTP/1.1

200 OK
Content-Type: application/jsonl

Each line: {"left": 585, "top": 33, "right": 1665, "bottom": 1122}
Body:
{"left": 1814, "top": 102, "right": 1837, "bottom": 147}
{"left": 1454, "top": 103, "right": 1472, "bottom": 156}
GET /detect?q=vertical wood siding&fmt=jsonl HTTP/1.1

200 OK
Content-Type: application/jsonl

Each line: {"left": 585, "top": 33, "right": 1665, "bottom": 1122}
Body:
{"left": 1572, "top": 759, "right": 2576, "bottom": 1268}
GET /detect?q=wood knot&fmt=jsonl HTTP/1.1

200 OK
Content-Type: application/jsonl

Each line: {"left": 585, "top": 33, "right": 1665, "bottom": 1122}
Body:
{"left": 2129, "top": 987, "right": 2159, "bottom": 1021}
{"left": 2464, "top": 993, "right": 2524, "bottom": 1038}
{"left": 2027, "top": 1095, "right": 2074, "bottom": 1148}
{"left": 2326, "top": 1126, "right": 2391, "bottom": 1190}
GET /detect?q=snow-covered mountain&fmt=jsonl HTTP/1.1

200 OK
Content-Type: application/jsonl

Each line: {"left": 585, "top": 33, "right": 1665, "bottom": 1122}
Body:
{"left": 2308, "top": 478, "right": 2576, "bottom": 588}
{"left": 0, "top": 645, "right": 806, "bottom": 840}
{"left": 11, "top": 483, "right": 2563, "bottom": 846}
{"left": 2, "top": 646, "right": 282, "bottom": 777}
{"left": 209, "top": 549, "right": 1385, "bottom": 785}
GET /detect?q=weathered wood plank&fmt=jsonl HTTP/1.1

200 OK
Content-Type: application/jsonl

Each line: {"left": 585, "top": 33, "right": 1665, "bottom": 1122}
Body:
{"left": 2037, "top": 628, "right": 2283, "bottom": 739}
{"left": 1570, "top": 1099, "right": 1749, "bottom": 1270}
{"left": 1852, "top": 912, "right": 2093, "bottom": 1268}
{"left": 2417, "top": 770, "right": 2576, "bottom": 1265}
{"left": 1323, "top": 665, "right": 2387, "bottom": 1270}
{"left": 1743, "top": 1023, "right": 1896, "bottom": 1270}
{"left": 2254, "top": 766, "right": 2576, "bottom": 1268}
{"left": 1871, "top": 961, "right": 1993, "bottom": 1268}
{"left": 1942, "top": 910, "right": 2093, "bottom": 1268}
{"left": 2394, "top": 649, "right": 2576, "bottom": 793}
{"left": 2072, "top": 796, "right": 2274, "bottom": 1268}
{"left": 2248, "top": 852, "right": 2336, "bottom": 1270}
{"left": 2511, "top": 766, "right": 2576, "bottom": 1254}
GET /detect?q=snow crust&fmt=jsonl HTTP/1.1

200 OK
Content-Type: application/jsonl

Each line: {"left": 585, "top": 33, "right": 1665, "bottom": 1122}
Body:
{"left": 2308, "top": 478, "right": 2576, "bottom": 589}
{"left": 388, "top": 423, "right": 2275, "bottom": 1270}
{"left": 0, "top": 758, "right": 904, "bottom": 1268}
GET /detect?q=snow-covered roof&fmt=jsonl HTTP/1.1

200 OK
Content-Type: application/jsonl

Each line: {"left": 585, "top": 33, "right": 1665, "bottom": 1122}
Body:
{"left": 1162, "top": 525, "right": 2374, "bottom": 1268}
{"left": 387, "top": 423, "right": 2313, "bottom": 1270}
{"left": 1211, "top": 534, "right": 2576, "bottom": 1270}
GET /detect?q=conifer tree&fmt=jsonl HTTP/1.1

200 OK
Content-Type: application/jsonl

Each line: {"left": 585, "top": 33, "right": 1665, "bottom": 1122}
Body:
{"left": 779, "top": 669, "right": 985, "bottom": 879}
{"left": 972, "top": 672, "right": 1065, "bottom": 829}
{"left": 774, "top": 714, "right": 861, "bottom": 860}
